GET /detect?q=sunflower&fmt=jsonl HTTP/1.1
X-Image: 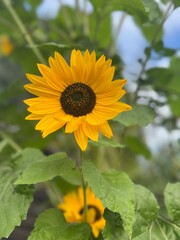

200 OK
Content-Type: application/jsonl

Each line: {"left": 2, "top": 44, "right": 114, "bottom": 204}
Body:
{"left": 24, "top": 49, "right": 131, "bottom": 150}
{"left": 0, "top": 35, "right": 13, "bottom": 56}
{"left": 58, "top": 187, "right": 105, "bottom": 238}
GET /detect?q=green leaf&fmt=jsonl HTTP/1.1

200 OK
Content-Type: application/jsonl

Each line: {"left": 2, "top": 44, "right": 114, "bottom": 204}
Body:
{"left": 103, "top": 209, "right": 129, "bottom": 240}
{"left": 168, "top": 94, "right": 180, "bottom": 117}
{"left": 114, "top": 105, "right": 155, "bottom": 127}
{"left": 172, "top": 0, "right": 180, "bottom": 7}
{"left": 125, "top": 136, "right": 152, "bottom": 159}
{"left": 132, "top": 185, "right": 159, "bottom": 238}
{"left": 90, "top": 0, "right": 148, "bottom": 24}
{"left": 141, "top": 0, "right": 161, "bottom": 23}
{"left": 14, "top": 148, "right": 45, "bottom": 170}
{"left": 0, "top": 149, "right": 35, "bottom": 238}
{"left": 28, "top": 208, "right": 91, "bottom": 240}
{"left": 133, "top": 217, "right": 180, "bottom": 240}
{"left": 132, "top": 184, "right": 180, "bottom": 239}
{"left": 82, "top": 161, "right": 134, "bottom": 236}
{"left": 15, "top": 152, "right": 81, "bottom": 185}
{"left": 164, "top": 182, "right": 180, "bottom": 224}
{"left": 89, "top": 138, "right": 124, "bottom": 148}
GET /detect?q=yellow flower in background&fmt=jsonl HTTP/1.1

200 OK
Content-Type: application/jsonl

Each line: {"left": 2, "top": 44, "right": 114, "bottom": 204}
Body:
{"left": 58, "top": 187, "right": 105, "bottom": 238}
{"left": 0, "top": 35, "right": 13, "bottom": 56}
{"left": 24, "top": 49, "right": 131, "bottom": 150}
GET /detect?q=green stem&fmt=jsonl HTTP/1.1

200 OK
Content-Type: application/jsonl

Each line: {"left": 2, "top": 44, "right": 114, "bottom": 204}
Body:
{"left": 79, "top": 149, "right": 88, "bottom": 221}
{"left": 0, "top": 130, "right": 21, "bottom": 152}
{"left": 108, "top": 12, "right": 127, "bottom": 56}
{"left": 2, "top": 0, "right": 46, "bottom": 64}
{"left": 134, "top": 2, "right": 173, "bottom": 100}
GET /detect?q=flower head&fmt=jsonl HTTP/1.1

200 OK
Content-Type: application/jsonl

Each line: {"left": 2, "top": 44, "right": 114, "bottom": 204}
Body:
{"left": 0, "top": 35, "right": 13, "bottom": 56}
{"left": 58, "top": 187, "right": 105, "bottom": 238}
{"left": 24, "top": 49, "right": 131, "bottom": 150}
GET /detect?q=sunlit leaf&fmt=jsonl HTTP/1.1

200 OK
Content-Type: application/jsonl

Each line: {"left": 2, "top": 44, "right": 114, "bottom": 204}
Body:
{"left": 114, "top": 105, "right": 155, "bottom": 127}
{"left": 0, "top": 149, "right": 36, "bottom": 238}
{"left": 28, "top": 208, "right": 91, "bottom": 240}
{"left": 15, "top": 152, "right": 81, "bottom": 185}
{"left": 132, "top": 185, "right": 159, "bottom": 238}
{"left": 82, "top": 161, "right": 134, "bottom": 236}
{"left": 164, "top": 182, "right": 180, "bottom": 224}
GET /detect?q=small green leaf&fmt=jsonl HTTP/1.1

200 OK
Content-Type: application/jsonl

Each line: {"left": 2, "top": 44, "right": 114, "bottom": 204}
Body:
{"left": 164, "top": 182, "right": 180, "bottom": 224}
{"left": 82, "top": 161, "right": 134, "bottom": 236}
{"left": 114, "top": 105, "right": 155, "bottom": 127}
{"left": 132, "top": 185, "right": 159, "bottom": 238}
{"left": 15, "top": 152, "right": 80, "bottom": 185}
{"left": 89, "top": 138, "right": 124, "bottom": 148}
{"left": 28, "top": 208, "right": 91, "bottom": 240}
{"left": 125, "top": 136, "right": 152, "bottom": 159}
{"left": 168, "top": 94, "right": 180, "bottom": 117}
{"left": 103, "top": 209, "right": 129, "bottom": 239}
{"left": 141, "top": 0, "right": 161, "bottom": 22}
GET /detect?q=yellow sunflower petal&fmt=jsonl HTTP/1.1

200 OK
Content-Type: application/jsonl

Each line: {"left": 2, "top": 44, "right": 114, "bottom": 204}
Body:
{"left": 35, "top": 114, "right": 56, "bottom": 130}
{"left": 98, "top": 122, "right": 113, "bottom": 138}
{"left": 84, "top": 49, "right": 96, "bottom": 63}
{"left": 26, "top": 74, "right": 47, "bottom": 87}
{"left": 54, "top": 51, "right": 74, "bottom": 85}
{"left": 82, "top": 122, "right": 99, "bottom": 141}
{"left": 42, "top": 120, "right": 66, "bottom": 138}
{"left": 27, "top": 100, "right": 60, "bottom": 114}
{"left": 91, "top": 218, "right": 106, "bottom": 238}
{"left": 74, "top": 126, "right": 88, "bottom": 151}
{"left": 25, "top": 113, "right": 45, "bottom": 120}
{"left": 65, "top": 117, "right": 83, "bottom": 133}
{"left": 24, "top": 84, "right": 59, "bottom": 98}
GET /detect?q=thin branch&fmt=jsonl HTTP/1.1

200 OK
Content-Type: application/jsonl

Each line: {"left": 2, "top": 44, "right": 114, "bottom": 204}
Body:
{"left": 2, "top": 0, "right": 46, "bottom": 64}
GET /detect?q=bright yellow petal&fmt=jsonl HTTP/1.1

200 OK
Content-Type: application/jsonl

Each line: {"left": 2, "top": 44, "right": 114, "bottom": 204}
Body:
{"left": 54, "top": 51, "right": 74, "bottom": 85}
{"left": 24, "top": 84, "right": 59, "bottom": 98}
{"left": 35, "top": 114, "right": 56, "bottom": 130}
{"left": 26, "top": 74, "right": 48, "bottom": 87}
{"left": 65, "top": 117, "right": 83, "bottom": 133}
{"left": 54, "top": 109, "right": 73, "bottom": 122}
{"left": 98, "top": 122, "right": 113, "bottom": 138}
{"left": 42, "top": 120, "right": 66, "bottom": 137}
{"left": 81, "top": 122, "right": 99, "bottom": 141}
{"left": 27, "top": 100, "right": 60, "bottom": 114}
{"left": 25, "top": 113, "right": 45, "bottom": 120}
{"left": 84, "top": 49, "right": 96, "bottom": 63}
{"left": 74, "top": 126, "right": 88, "bottom": 151}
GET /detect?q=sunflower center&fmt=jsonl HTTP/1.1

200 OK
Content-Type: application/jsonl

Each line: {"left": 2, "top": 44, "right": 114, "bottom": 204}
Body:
{"left": 79, "top": 205, "right": 101, "bottom": 223}
{"left": 60, "top": 82, "right": 96, "bottom": 117}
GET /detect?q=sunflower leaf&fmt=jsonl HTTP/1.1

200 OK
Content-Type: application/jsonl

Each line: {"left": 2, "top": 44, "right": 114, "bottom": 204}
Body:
{"left": 82, "top": 161, "right": 134, "bottom": 237}
{"left": 28, "top": 208, "right": 91, "bottom": 240}
{"left": 0, "top": 148, "right": 36, "bottom": 239}
{"left": 89, "top": 138, "right": 124, "bottom": 148}
{"left": 132, "top": 185, "right": 159, "bottom": 238}
{"left": 15, "top": 152, "right": 81, "bottom": 185}
{"left": 113, "top": 105, "right": 155, "bottom": 127}
{"left": 164, "top": 182, "right": 180, "bottom": 224}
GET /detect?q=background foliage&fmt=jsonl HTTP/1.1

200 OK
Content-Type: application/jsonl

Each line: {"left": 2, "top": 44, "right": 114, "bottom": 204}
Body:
{"left": 0, "top": 0, "right": 180, "bottom": 239}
